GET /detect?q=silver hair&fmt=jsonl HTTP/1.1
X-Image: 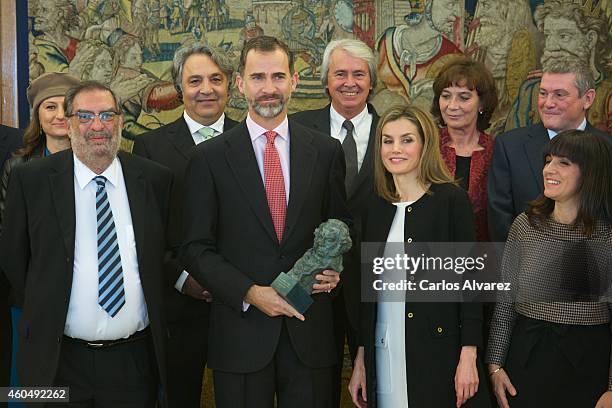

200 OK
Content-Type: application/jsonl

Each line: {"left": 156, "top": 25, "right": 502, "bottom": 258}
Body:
{"left": 171, "top": 42, "right": 234, "bottom": 97}
{"left": 543, "top": 58, "right": 595, "bottom": 96}
{"left": 320, "top": 39, "right": 377, "bottom": 91}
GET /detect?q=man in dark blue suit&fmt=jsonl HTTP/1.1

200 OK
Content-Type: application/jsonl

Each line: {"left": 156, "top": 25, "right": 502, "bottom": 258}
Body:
{"left": 488, "top": 59, "right": 609, "bottom": 242}
{"left": 132, "top": 43, "right": 238, "bottom": 408}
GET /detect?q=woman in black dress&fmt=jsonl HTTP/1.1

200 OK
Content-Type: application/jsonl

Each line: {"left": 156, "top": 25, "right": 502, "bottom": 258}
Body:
{"left": 348, "top": 105, "right": 490, "bottom": 408}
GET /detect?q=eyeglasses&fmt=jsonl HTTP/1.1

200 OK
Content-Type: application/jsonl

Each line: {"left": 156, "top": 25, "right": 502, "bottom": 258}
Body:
{"left": 69, "top": 110, "right": 119, "bottom": 124}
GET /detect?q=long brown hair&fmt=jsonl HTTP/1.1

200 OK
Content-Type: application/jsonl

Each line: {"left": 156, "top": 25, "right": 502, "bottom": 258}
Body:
{"left": 374, "top": 105, "right": 453, "bottom": 203}
{"left": 15, "top": 110, "right": 45, "bottom": 157}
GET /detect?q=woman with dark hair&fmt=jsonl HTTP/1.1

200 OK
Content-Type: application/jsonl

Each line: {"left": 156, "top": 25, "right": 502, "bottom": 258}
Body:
{"left": 348, "top": 105, "right": 490, "bottom": 408}
{"left": 432, "top": 57, "right": 498, "bottom": 241}
{"left": 487, "top": 130, "right": 612, "bottom": 408}
{"left": 0, "top": 72, "right": 79, "bottom": 230}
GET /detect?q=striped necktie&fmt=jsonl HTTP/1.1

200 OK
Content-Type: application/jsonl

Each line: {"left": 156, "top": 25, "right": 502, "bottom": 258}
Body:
{"left": 94, "top": 176, "right": 125, "bottom": 317}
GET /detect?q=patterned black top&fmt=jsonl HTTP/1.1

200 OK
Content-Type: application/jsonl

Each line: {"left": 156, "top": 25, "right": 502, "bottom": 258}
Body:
{"left": 486, "top": 213, "right": 612, "bottom": 388}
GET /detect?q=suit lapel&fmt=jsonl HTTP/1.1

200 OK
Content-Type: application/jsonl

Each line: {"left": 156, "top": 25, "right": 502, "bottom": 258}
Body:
{"left": 284, "top": 121, "right": 316, "bottom": 245}
{"left": 524, "top": 123, "right": 549, "bottom": 193}
{"left": 225, "top": 123, "right": 278, "bottom": 244}
{"left": 348, "top": 105, "right": 378, "bottom": 198}
{"left": 118, "top": 152, "right": 146, "bottom": 267}
{"left": 169, "top": 118, "right": 195, "bottom": 160}
{"left": 49, "top": 153, "right": 76, "bottom": 262}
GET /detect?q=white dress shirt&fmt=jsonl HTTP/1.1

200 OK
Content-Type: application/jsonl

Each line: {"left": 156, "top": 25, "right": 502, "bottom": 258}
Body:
{"left": 183, "top": 110, "right": 226, "bottom": 144}
{"left": 64, "top": 155, "right": 148, "bottom": 341}
{"left": 175, "top": 111, "right": 228, "bottom": 292}
{"left": 546, "top": 117, "right": 587, "bottom": 139}
{"left": 329, "top": 104, "right": 372, "bottom": 171}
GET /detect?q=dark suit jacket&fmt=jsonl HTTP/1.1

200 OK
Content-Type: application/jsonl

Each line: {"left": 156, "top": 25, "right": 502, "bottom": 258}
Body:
{"left": 133, "top": 115, "right": 238, "bottom": 322}
{"left": 0, "top": 125, "right": 22, "bottom": 173}
{"left": 180, "top": 119, "right": 351, "bottom": 373}
{"left": 487, "top": 122, "right": 609, "bottom": 242}
{"left": 291, "top": 104, "right": 379, "bottom": 330}
{"left": 0, "top": 150, "right": 171, "bottom": 398}
{"left": 360, "top": 183, "right": 489, "bottom": 408}
{"left": 0, "top": 124, "right": 21, "bottom": 389}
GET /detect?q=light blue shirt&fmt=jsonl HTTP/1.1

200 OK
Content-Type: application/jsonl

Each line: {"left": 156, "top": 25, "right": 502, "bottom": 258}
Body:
{"left": 546, "top": 118, "right": 587, "bottom": 139}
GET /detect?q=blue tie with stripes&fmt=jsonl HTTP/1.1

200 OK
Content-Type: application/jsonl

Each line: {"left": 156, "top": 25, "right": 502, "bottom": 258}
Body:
{"left": 94, "top": 176, "right": 125, "bottom": 317}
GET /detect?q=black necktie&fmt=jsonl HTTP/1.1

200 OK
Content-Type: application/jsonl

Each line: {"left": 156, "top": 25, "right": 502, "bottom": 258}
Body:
{"left": 342, "top": 120, "right": 357, "bottom": 191}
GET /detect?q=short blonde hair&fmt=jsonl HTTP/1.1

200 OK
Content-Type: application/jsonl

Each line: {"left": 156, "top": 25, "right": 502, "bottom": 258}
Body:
{"left": 374, "top": 105, "right": 453, "bottom": 202}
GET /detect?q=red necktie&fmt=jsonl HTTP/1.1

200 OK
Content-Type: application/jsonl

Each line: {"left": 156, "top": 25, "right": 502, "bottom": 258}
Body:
{"left": 263, "top": 131, "right": 286, "bottom": 242}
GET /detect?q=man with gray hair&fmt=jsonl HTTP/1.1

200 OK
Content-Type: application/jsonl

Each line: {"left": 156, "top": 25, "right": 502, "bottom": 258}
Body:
{"left": 132, "top": 42, "right": 238, "bottom": 407}
{"left": 487, "top": 59, "right": 609, "bottom": 242}
{"left": 0, "top": 81, "right": 172, "bottom": 406}
{"left": 292, "top": 38, "right": 379, "bottom": 407}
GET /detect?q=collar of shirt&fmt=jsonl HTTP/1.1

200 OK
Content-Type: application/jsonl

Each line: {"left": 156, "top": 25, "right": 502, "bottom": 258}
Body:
{"left": 74, "top": 153, "right": 121, "bottom": 191}
{"left": 547, "top": 117, "right": 587, "bottom": 139}
{"left": 329, "top": 103, "right": 370, "bottom": 140}
{"left": 246, "top": 113, "right": 290, "bottom": 143}
{"left": 184, "top": 110, "right": 225, "bottom": 139}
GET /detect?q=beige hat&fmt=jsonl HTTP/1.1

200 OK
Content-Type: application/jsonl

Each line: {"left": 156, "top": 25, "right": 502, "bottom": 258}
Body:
{"left": 27, "top": 72, "right": 80, "bottom": 112}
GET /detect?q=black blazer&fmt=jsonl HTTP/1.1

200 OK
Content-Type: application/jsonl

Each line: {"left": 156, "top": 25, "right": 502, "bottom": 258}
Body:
{"left": 487, "top": 122, "right": 609, "bottom": 242}
{"left": 360, "top": 183, "right": 490, "bottom": 408}
{"left": 0, "top": 150, "right": 172, "bottom": 398}
{"left": 132, "top": 115, "right": 238, "bottom": 321}
{"left": 0, "top": 124, "right": 21, "bottom": 389}
{"left": 0, "top": 125, "right": 22, "bottom": 173}
{"left": 291, "top": 104, "right": 379, "bottom": 329}
{"left": 180, "top": 119, "right": 351, "bottom": 373}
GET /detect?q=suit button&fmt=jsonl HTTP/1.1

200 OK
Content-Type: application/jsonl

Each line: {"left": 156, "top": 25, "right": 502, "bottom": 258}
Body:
{"left": 406, "top": 238, "right": 412, "bottom": 243}
{"left": 437, "top": 326, "right": 443, "bottom": 333}
{"left": 409, "top": 276, "right": 414, "bottom": 281}
{"left": 66, "top": 257, "right": 70, "bottom": 264}
{"left": 406, "top": 207, "right": 412, "bottom": 212}
{"left": 279, "top": 255, "right": 285, "bottom": 260}
{"left": 407, "top": 312, "right": 414, "bottom": 318}
{"left": 57, "top": 336, "right": 61, "bottom": 343}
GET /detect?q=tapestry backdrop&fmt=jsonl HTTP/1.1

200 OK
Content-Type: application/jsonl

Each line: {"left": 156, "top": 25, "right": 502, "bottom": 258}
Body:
{"left": 28, "top": 0, "right": 610, "bottom": 147}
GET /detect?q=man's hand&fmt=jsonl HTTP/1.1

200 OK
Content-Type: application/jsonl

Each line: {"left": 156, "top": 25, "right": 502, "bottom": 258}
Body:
{"left": 312, "top": 269, "right": 341, "bottom": 294}
{"left": 182, "top": 275, "right": 212, "bottom": 302}
{"left": 244, "top": 285, "right": 305, "bottom": 321}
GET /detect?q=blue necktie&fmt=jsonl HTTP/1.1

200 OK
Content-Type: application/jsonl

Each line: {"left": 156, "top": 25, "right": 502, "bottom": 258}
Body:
{"left": 95, "top": 176, "right": 125, "bottom": 317}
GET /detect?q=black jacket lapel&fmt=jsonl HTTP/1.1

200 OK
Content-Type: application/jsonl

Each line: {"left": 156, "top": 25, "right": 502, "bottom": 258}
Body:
{"left": 348, "top": 105, "right": 378, "bottom": 198}
{"left": 225, "top": 123, "right": 278, "bottom": 244}
{"left": 525, "top": 123, "right": 548, "bottom": 193}
{"left": 283, "top": 121, "right": 317, "bottom": 245}
{"left": 169, "top": 118, "right": 195, "bottom": 160}
{"left": 119, "top": 151, "right": 146, "bottom": 267}
{"left": 49, "top": 152, "right": 76, "bottom": 262}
